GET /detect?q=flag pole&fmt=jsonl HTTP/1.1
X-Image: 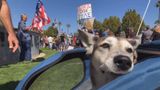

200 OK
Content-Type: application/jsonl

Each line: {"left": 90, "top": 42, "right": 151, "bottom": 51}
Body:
{"left": 136, "top": 0, "right": 151, "bottom": 36}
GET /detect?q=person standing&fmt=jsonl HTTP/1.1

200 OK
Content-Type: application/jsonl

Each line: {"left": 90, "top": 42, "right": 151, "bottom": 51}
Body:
{"left": 18, "top": 14, "right": 31, "bottom": 60}
{"left": 52, "top": 36, "right": 57, "bottom": 50}
{"left": 102, "top": 27, "right": 109, "bottom": 37}
{"left": 48, "top": 36, "right": 53, "bottom": 49}
{"left": 0, "top": 0, "right": 19, "bottom": 52}
{"left": 102, "top": 27, "right": 114, "bottom": 37}
{"left": 24, "top": 31, "right": 31, "bottom": 60}
{"left": 95, "top": 31, "right": 100, "bottom": 38}
{"left": 142, "top": 26, "right": 153, "bottom": 44}
{"left": 44, "top": 36, "right": 48, "bottom": 48}
{"left": 128, "top": 27, "right": 136, "bottom": 38}
{"left": 151, "top": 24, "right": 160, "bottom": 41}
{"left": 60, "top": 33, "right": 65, "bottom": 51}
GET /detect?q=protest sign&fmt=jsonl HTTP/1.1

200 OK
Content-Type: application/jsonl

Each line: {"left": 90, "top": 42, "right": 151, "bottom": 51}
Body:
{"left": 77, "top": 3, "right": 92, "bottom": 20}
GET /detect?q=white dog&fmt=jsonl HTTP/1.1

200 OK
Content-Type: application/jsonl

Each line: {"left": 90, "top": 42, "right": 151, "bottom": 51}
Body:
{"left": 78, "top": 30, "right": 141, "bottom": 90}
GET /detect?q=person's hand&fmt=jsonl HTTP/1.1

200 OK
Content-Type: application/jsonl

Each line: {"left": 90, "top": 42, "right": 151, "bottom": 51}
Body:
{"left": 25, "top": 26, "right": 31, "bottom": 31}
{"left": 8, "top": 33, "right": 19, "bottom": 52}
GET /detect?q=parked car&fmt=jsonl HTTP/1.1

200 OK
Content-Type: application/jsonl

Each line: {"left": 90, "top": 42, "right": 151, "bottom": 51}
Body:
{"left": 16, "top": 40, "right": 160, "bottom": 90}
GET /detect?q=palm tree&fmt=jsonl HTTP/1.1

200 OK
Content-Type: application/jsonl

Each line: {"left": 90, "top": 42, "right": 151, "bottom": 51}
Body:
{"left": 66, "top": 24, "right": 71, "bottom": 34}
{"left": 156, "top": 0, "right": 160, "bottom": 24}
{"left": 58, "top": 22, "right": 62, "bottom": 33}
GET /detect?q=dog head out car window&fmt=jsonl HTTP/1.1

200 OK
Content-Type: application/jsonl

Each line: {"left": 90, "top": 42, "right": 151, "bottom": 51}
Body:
{"left": 78, "top": 30, "right": 141, "bottom": 55}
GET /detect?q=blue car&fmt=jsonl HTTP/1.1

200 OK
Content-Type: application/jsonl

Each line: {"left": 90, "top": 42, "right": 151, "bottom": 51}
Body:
{"left": 16, "top": 40, "right": 160, "bottom": 90}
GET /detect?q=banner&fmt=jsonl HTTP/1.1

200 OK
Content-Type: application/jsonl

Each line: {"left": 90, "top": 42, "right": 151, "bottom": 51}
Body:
{"left": 77, "top": 3, "right": 92, "bottom": 20}
{"left": 31, "top": 0, "right": 51, "bottom": 32}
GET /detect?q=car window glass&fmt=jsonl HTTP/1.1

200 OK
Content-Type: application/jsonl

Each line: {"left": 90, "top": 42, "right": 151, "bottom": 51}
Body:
{"left": 29, "top": 58, "right": 84, "bottom": 90}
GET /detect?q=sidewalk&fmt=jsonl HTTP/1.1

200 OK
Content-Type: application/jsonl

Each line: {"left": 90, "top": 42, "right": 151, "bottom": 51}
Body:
{"left": 32, "top": 53, "right": 46, "bottom": 60}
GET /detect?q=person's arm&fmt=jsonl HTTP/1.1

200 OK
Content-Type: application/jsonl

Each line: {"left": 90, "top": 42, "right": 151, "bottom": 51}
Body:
{"left": 0, "top": 0, "right": 14, "bottom": 34}
{"left": 0, "top": 0, "right": 19, "bottom": 52}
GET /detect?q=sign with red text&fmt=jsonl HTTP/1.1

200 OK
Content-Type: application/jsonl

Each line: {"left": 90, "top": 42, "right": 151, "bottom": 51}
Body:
{"left": 77, "top": 3, "right": 93, "bottom": 20}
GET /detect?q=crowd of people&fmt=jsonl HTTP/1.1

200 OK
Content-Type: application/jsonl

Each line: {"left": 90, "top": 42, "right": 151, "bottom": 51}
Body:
{"left": 90, "top": 25, "right": 160, "bottom": 44}
{"left": 9, "top": 13, "right": 160, "bottom": 61}
{"left": 142, "top": 25, "right": 160, "bottom": 43}
{"left": 39, "top": 24, "right": 160, "bottom": 53}
{"left": 41, "top": 33, "right": 81, "bottom": 51}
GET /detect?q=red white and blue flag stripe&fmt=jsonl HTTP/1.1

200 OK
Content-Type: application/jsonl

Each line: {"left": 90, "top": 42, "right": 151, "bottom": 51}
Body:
{"left": 31, "top": 0, "right": 51, "bottom": 32}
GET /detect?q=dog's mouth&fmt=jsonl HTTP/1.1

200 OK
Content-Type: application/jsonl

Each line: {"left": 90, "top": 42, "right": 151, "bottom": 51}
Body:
{"left": 99, "top": 66, "right": 126, "bottom": 76}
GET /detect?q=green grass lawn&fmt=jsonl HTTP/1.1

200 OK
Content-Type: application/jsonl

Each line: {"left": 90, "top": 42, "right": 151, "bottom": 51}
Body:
{"left": 0, "top": 48, "right": 83, "bottom": 90}
{"left": 29, "top": 59, "right": 83, "bottom": 90}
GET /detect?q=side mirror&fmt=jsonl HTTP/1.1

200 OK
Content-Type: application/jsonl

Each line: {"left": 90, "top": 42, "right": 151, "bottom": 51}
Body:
{"left": 16, "top": 48, "right": 92, "bottom": 90}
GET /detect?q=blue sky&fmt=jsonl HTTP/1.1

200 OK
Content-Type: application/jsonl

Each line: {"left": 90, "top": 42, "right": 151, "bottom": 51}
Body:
{"left": 8, "top": 0, "right": 157, "bottom": 33}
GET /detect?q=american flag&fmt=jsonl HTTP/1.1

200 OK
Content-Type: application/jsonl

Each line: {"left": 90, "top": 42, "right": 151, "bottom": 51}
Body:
{"left": 31, "top": 0, "right": 51, "bottom": 32}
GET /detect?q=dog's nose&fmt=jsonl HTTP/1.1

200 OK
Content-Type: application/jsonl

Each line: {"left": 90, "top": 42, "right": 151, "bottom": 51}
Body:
{"left": 114, "top": 55, "right": 132, "bottom": 71}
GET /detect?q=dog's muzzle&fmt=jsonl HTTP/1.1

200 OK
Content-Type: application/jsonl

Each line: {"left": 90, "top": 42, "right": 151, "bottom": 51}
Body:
{"left": 114, "top": 55, "right": 132, "bottom": 71}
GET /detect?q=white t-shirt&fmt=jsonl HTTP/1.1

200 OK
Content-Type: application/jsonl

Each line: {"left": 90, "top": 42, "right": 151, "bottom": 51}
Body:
{"left": 48, "top": 36, "right": 53, "bottom": 43}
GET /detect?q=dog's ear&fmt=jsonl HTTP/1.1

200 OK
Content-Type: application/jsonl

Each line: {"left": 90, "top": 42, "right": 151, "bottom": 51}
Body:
{"left": 78, "top": 30, "right": 98, "bottom": 55}
{"left": 127, "top": 34, "right": 142, "bottom": 49}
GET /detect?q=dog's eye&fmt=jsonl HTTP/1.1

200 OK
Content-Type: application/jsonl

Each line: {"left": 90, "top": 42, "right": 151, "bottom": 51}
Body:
{"left": 100, "top": 43, "right": 110, "bottom": 48}
{"left": 126, "top": 48, "right": 133, "bottom": 53}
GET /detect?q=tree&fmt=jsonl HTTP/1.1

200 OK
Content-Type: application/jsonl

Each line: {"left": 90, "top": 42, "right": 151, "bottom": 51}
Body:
{"left": 122, "top": 9, "right": 145, "bottom": 33}
{"left": 66, "top": 24, "right": 71, "bottom": 34}
{"left": 103, "top": 16, "right": 121, "bottom": 33}
{"left": 155, "top": 0, "right": 160, "bottom": 24}
{"left": 43, "top": 26, "right": 58, "bottom": 37}
{"left": 93, "top": 19, "right": 104, "bottom": 31}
